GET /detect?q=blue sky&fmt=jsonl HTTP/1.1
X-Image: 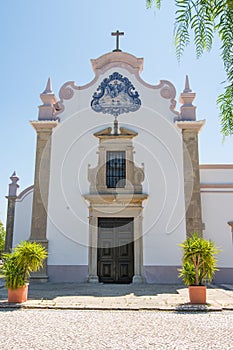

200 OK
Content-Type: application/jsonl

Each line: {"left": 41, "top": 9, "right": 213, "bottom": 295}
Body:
{"left": 0, "top": 0, "right": 232, "bottom": 223}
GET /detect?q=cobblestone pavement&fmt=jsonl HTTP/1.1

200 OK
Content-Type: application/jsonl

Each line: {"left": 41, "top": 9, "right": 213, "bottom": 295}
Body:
{"left": 0, "top": 309, "right": 233, "bottom": 350}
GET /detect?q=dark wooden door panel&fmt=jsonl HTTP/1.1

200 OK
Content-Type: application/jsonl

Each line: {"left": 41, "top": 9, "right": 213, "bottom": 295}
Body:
{"left": 118, "top": 239, "right": 132, "bottom": 257}
{"left": 99, "top": 262, "right": 115, "bottom": 283}
{"left": 98, "top": 218, "right": 134, "bottom": 283}
{"left": 119, "top": 263, "right": 131, "bottom": 280}
{"left": 99, "top": 238, "right": 114, "bottom": 258}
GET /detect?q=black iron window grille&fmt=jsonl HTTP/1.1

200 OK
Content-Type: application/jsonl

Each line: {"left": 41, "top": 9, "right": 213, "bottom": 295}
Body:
{"left": 106, "top": 151, "right": 126, "bottom": 188}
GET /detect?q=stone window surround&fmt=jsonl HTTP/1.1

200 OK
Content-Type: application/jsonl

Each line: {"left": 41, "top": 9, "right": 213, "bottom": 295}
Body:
{"left": 88, "top": 127, "right": 144, "bottom": 195}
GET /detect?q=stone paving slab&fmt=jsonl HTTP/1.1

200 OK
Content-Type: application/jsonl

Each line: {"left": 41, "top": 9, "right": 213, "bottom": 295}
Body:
{"left": 0, "top": 281, "right": 233, "bottom": 311}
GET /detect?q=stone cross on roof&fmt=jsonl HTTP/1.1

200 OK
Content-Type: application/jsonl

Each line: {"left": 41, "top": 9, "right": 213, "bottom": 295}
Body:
{"left": 111, "top": 30, "right": 124, "bottom": 52}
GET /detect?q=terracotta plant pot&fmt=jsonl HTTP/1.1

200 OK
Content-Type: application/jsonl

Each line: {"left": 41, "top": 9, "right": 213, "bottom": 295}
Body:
{"left": 8, "top": 284, "right": 28, "bottom": 303}
{"left": 188, "top": 285, "right": 206, "bottom": 304}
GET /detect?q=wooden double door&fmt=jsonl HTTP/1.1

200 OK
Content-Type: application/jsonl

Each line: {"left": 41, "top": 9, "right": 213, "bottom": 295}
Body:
{"left": 97, "top": 218, "right": 134, "bottom": 283}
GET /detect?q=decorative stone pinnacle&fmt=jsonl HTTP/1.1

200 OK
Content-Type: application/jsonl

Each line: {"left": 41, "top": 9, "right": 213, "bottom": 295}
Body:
{"left": 10, "top": 171, "right": 19, "bottom": 183}
{"left": 183, "top": 75, "right": 192, "bottom": 93}
{"left": 39, "top": 78, "right": 58, "bottom": 120}
{"left": 179, "top": 75, "right": 196, "bottom": 121}
{"left": 114, "top": 117, "right": 119, "bottom": 135}
{"left": 8, "top": 171, "right": 19, "bottom": 197}
{"left": 43, "top": 77, "right": 53, "bottom": 94}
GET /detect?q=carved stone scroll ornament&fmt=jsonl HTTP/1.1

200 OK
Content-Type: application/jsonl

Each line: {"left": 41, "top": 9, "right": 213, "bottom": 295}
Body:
{"left": 134, "top": 165, "right": 144, "bottom": 193}
{"left": 60, "top": 86, "right": 74, "bottom": 100}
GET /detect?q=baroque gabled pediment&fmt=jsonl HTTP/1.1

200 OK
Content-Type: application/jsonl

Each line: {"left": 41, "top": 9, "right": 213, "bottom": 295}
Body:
{"left": 93, "top": 125, "right": 138, "bottom": 139}
{"left": 56, "top": 51, "right": 179, "bottom": 121}
{"left": 94, "top": 127, "right": 112, "bottom": 137}
{"left": 119, "top": 127, "right": 138, "bottom": 136}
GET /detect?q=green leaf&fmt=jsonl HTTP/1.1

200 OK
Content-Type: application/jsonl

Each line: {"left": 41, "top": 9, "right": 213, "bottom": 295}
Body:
{"left": 217, "top": 84, "right": 233, "bottom": 135}
{"left": 146, "top": 0, "right": 162, "bottom": 9}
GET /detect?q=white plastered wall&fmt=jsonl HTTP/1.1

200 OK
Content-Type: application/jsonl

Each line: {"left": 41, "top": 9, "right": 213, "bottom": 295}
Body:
{"left": 13, "top": 188, "right": 33, "bottom": 247}
{"left": 200, "top": 168, "right": 233, "bottom": 268}
{"left": 201, "top": 167, "right": 233, "bottom": 183}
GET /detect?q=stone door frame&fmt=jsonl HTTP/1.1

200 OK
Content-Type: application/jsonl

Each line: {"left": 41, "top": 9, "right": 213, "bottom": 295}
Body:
{"left": 86, "top": 202, "right": 145, "bottom": 283}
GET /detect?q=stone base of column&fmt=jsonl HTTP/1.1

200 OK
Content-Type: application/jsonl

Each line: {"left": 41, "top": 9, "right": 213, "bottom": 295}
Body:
{"left": 30, "top": 265, "right": 49, "bottom": 283}
{"left": 132, "top": 275, "right": 144, "bottom": 284}
{"left": 29, "top": 274, "right": 49, "bottom": 283}
{"left": 88, "top": 275, "right": 99, "bottom": 283}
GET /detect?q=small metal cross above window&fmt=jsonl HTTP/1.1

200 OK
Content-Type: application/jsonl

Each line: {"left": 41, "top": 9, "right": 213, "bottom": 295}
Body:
{"left": 111, "top": 30, "right": 124, "bottom": 52}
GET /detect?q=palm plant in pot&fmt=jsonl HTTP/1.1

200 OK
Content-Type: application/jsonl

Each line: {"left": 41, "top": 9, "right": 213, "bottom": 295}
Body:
{"left": 178, "top": 233, "right": 220, "bottom": 304}
{"left": 1, "top": 241, "right": 47, "bottom": 303}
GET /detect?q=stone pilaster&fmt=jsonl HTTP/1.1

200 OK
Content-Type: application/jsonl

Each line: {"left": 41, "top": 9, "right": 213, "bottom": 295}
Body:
{"left": 176, "top": 121, "right": 205, "bottom": 237}
{"left": 132, "top": 215, "right": 144, "bottom": 283}
{"left": 88, "top": 214, "right": 99, "bottom": 283}
{"left": 176, "top": 76, "right": 205, "bottom": 237}
{"left": 5, "top": 172, "right": 19, "bottom": 252}
{"left": 29, "top": 121, "right": 58, "bottom": 281}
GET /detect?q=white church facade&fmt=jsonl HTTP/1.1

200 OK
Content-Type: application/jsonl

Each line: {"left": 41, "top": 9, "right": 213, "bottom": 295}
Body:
{"left": 5, "top": 41, "right": 233, "bottom": 284}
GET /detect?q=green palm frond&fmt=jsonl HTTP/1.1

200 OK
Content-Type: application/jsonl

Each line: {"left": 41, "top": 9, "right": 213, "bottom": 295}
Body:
{"left": 174, "top": 0, "right": 192, "bottom": 61}
{"left": 146, "top": 0, "right": 162, "bottom": 9}
{"left": 175, "top": 0, "right": 215, "bottom": 60}
{"left": 146, "top": 0, "right": 161, "bottom": 9}
{"left": 217, "top": 84, "right": 233, "bottom": 136}
{"left": 217, "top": 6, "right": 233, "bottom": 134}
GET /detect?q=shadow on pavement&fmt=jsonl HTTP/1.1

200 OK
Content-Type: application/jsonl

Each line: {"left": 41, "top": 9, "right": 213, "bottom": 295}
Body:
{"left": 23, "top": 282, "right": 186, "bottom": 300}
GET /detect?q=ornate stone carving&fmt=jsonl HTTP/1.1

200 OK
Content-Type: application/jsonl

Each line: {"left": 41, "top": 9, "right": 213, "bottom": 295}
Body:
{"left": 134, "top": 165, "right": 144, "bottom": 193}
{"left": 91, "top": 72, "right": 141, "bottom": 117}
{"left": 160, "top": 86, "right": 173, "bottom": 99}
